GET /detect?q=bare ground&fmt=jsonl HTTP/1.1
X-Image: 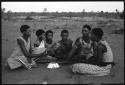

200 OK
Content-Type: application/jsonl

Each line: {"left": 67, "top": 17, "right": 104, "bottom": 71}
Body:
{"left": 2, "top": 17, "right": 124, "bottom": 84}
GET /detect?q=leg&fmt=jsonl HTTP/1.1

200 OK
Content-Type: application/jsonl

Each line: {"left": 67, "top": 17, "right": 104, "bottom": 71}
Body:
{"left": 35, "top": 55, "right": 57, "bottom": 63}
{"left": 7, "top": 57, "right": 22, "bottom": 70}
{"left": 72, "top": 63, "right": 111, "bottom": 76}
{"left": 71, "top": 55, "right": 86, "bottom": 63}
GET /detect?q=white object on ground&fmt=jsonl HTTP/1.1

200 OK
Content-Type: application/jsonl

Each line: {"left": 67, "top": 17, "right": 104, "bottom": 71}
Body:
{"left": 42, "top": 81, "right": 48, "bottom": 84}
{"left": 47, "top": 62, "right": 60, "bottom": 69}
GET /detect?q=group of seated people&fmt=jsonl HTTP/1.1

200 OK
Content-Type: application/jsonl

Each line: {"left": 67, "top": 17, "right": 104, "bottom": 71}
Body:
{"left": 6, "top": 24, "right": 114, "bottom": 76}
{"left": 33, "top": 28, "right": 73, "bottom": 63}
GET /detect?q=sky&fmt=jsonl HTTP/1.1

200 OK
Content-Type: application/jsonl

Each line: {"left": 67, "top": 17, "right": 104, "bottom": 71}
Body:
{"left": 1, "top": 2, "right": 124, "bottom": 12}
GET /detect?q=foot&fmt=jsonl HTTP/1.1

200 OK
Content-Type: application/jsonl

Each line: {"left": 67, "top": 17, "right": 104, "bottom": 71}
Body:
{"left": 31, "top": 63, "right": 38, "bottom": 68}
{"left": 25, "top": 64, "right": 32, "bottom": 70}
{"left": 30, "top": 61, "right": 38, "bottom": 68}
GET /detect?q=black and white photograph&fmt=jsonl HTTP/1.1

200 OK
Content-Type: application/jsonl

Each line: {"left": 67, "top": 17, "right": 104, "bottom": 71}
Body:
{"left": 1, "top": 1, "right": 124, "bottom": 84}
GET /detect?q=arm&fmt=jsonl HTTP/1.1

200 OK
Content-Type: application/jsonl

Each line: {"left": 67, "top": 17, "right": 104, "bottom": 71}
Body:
{"left": 34, "top": 40, "right": 40, "bottom": 47}
{"left": 17, "top": 39, "right": 45, "bottom": 58}
{"left": 96, "top": 43, "right": 107, "bottom": 64}
{"left": 62, "top": 41, "right": 73, "bottom": 52}
{"left": 68, "top": 40, "right": 73, "bottom": 52}
{"left": 67, "top": 45, "right": 77, "bottom": 60}
{"left": 46, "top": 43, "right": 57, "bottom": 56}
{"left": 67, "top": 38, "right": 79, "bottom": 60}
{"left": 29, "top": 40, "right": 32, "bottom": 54}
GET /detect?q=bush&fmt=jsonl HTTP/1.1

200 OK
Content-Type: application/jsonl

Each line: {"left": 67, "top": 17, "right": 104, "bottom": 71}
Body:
{"left": 25, "top": 16, "right": 33, "bottom": 20}
{"left": 120, "top": 13, "right": 124, "bottom": 19}
{"left": 111, "top": 28, "right": 124, "bottom": 34}
{"left": 54, "top": 26, "right": 60, "bottom": 29}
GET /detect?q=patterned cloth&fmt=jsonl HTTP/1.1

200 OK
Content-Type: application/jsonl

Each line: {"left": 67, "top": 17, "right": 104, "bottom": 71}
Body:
{"left": 72, "top": 63, "right": 112, "bottom": 76}
{"left": 72, "top": 40, "right": 113, "bottom": 76}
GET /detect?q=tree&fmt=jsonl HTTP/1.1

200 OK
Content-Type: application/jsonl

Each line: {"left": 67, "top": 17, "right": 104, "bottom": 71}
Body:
{"left": 82, "top": 9, "right": 85, "bottom": 12}
{"left": 115, "top": 9, "right": 119, "bottom": 14}
{"left": 105, "top": 11, "right": 108, "bottom": 14}
{"left": 91, "top": 10, "right": 94, "bottom": 13}
{"left": 2, "top": 8, "right": 6, "bottom": 13}
{"left": 43, "top": 8, "right": 47, "bottom": 12}
{"left": 7, "top": 10, "right": 12, "bottom": 13}
{"left": 7, "top": 10, "right": 13, "bottom": 20}
{"left": 120, "top": 10, "right": 124, "bottom": 19}
{"left": 1, "top": 8, "right": 6, "bottom": 20}
{"left": 101, "top": 11, "right": 104, "bottom": 14}
{"left": 115, "top": 9, "right": 119, "bottom": 13}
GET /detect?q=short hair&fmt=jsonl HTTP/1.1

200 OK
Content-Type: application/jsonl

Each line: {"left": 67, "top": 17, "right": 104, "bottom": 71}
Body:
{"left": 61, "top": 29, "right": 69, "bottom": 35}
{"left": 92, "top": 28, "right": 104, "bottom": 39}
{"left": 20, "top": 25, "right": 30, "bottom": 33}
{"left": 45, "top": 30, "right": 53, "bottom": 37}
{"left": 36, "top": 29, "right": 45, "bottom": 37}
{"left": 83, "top": 24, "right": 91, "bottom": 31}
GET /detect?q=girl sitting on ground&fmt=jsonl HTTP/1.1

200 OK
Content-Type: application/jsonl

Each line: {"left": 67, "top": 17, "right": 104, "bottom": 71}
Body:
{"left": 7, "top": 25, "right": 45, "bottom": 70}
{"left": 67, "top": 24, "right": 93, "bottom": 63}
{"left": 34, "top": 29, "right": 46, "bottom": 48}
{"left": 55, "top": 29, "right": 73, "bottom": 62}
{"left": 72, "top": 28, "right": 114, "bottom": 76}
{"left": 33, "top": 29, "right": 56, "bottom": 63}
{"left": 45, "top": 30, "right": 57, "bottom": 59}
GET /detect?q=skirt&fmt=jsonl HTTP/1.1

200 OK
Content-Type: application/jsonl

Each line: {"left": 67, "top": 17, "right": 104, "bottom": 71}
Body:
{"left": 72, "top": 63, "right": 112, "bottom": 76}
{"left": 7, "top": 56, "right": 36, "bottom": 70}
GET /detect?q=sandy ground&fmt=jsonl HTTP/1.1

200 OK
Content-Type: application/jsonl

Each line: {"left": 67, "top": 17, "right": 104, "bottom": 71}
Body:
{"left": 2, "top": 17, "right": 124, "bottom": 84}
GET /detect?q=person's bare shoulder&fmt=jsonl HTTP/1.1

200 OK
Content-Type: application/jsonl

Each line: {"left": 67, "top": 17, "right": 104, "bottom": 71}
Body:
{"left": 68, "top": 39, "right": 73, "bottom": 44}
{"left": 98, "top": 43, "right": 107, "bottom": 53}
{"left": 52, "top": 40, "right": 57, "bottom": 44}
{"left": 17, "top": 37, "right": 24, "bottom": 45}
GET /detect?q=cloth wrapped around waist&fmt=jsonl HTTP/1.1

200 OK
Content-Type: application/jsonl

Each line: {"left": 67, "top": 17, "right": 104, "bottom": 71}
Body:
{"left": 32, "top": 47, "right": 46, "bottom": 54}
{"left": 32, "top": 40, "right": 46, "bottom": 54}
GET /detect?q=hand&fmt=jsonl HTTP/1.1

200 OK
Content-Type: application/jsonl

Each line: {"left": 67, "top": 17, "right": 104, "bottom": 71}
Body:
{"left": 27, "top": 57, "right": 32, "bottom": 63}
{"left": 83, "top": 44, "right": 91, "bottom": 49}
{"left": 54, "top": 43, "right": 60, "bottom": 49}
{"left": 34, "top": 41, "right": 40, "bottom": 47}
{"left": 82, "top": 40, "right": 87, "bottom": 45}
